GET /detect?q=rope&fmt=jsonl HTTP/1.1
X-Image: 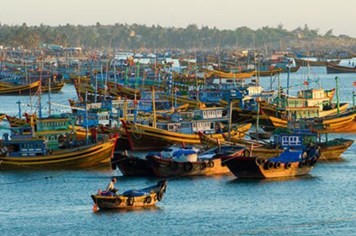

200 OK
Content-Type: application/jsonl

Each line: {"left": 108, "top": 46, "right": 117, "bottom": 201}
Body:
{"left": 0, "top": 175, "right": 55, "bottom": 185}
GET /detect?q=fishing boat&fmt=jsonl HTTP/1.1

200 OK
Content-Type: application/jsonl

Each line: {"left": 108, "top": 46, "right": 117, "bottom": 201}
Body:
{"left": 91, "top": 180, "right": 167, "bottom": 210}
{"left": 258, "top": 87, "right": 348, "bottom": 131}
{"left": 302, "top": 107, "right": 356, "bottom": 134}
{"left": 198, "top": 131, "right": 283, "bottom": 159}
{"left": 41, "top": 80, "right": 65, "bottom": 93}
{"left": 113, "top": 150, "right": 156, "bottom": 176}
{"left": 146, "top": 145, "right": 244, "bottom": 178}
{"left": 326, "top": 58, "right": 356, "bottom": 73}
{"left": 74, "top": 80, "right": 114, "bottom": 102}
{"left": 256, "top": 67, "right": 283, "bottom": 77}
{"left": 107, "top": 81, "right": 141, "bottom": 100}
{"left": 0, "top": 114, "right": 118, "bottom": 169}
{"left": 221, "top": 146, "right": 319, "bottom": 179}
{"left": 272, "top": 127, "right": 354, "bottom": 160}
{"left": 118, "top": 117, "right": 251, "bottom": 151}
{"left": 317, "top": 138, "right": 354, "bottom": 160}
{"left": 249, "top": 131, "right": 272, "bottom": 140}
{"left": 112, "top": 146, "right": 200, "bottom": 176}
{"left": 0, "top": 134, "right": 117, "bottom": 169}
{"left": 0, "top": 80, "right": 40, "bottom": 95}
{"left": 221, "top": 126, "right": 321, "bottom": 179}
{"left": 206, "top": 69, "right": 256, "bottom": 79}
{"left": 201, "top": 125, "right": 353, "bottom": 161}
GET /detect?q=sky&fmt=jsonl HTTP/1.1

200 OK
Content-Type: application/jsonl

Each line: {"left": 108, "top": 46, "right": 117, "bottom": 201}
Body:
{"left": 1, "top": 0, "right": 355, "bottom": 37}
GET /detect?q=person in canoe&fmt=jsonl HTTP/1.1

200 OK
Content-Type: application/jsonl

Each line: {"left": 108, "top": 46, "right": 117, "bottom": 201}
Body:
{"left": 105, "top": 177, "right": 118, "bottom": 195}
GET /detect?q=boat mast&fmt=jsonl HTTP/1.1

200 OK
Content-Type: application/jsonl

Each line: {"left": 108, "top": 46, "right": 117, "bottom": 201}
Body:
{"left": 152, "top": 86, "right": 157, "bottom": 128}
{"left": 48, "top": 74, "right": 52, "bottom": 116}
{"left": 17, "top": 100, "right": 21, "bottom": 118}
{"left": 255, "top": 98, "right": 260, "bottom": 142}
{"left": 286, "top": 61, "right": 291, "bottom": 96}
{"left": 335, "top": 76, "right": 340, "bottom": 114}
{"left": 195, "top": 44, "right": 199, "bottom": 102}
{"left": 85, "top": 91, "right": 89, "bottom": 144}
{"left": 38, "top": 59, "right": 43, "bottom": 119}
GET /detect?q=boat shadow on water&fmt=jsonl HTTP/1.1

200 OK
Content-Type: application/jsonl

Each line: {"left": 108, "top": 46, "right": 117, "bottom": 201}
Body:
{"left": 226, "top": 174, "right": 319, "bottom": 185}
{"left": 92, "top": 205, "right": 163, "bottom": 214}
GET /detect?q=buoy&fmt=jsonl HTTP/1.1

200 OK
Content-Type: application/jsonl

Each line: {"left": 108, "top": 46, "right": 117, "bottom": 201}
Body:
{"left": 92, "top": 204, "right": 98, "bottom": 212}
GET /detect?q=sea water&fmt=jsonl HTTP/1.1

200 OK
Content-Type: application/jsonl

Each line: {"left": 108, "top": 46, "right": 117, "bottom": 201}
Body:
{"left": 0, "top": 67, "right": 355, "bottom": 235}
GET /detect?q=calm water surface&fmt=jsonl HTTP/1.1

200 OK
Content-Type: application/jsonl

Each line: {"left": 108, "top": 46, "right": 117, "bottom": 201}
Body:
{"left": 0, "top": 67, "right": 355, "bottom": 235}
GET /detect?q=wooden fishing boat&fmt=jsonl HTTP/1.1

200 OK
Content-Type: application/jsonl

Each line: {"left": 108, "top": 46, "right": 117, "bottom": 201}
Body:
{"left": 0, "top": 113, "right": 118, "bottom": 169}
{"left": 326, "top": 63, "right": 356, "bottom": 73}
{"left": 113, "top": 150, "right": 156, "bottom": 176}
{"left": 0, "top": 80, "right": 40, "bottom": 95}
{"left": 146, "top": 146, "right": 243, "bottom": 178}
{"left": 326, "top": 58, "right": 356, "bottom": 73}
{"left": 260, "top": 56, "right": 300, "bottom": 73}
{"left": 41, "top": 80, "right": 65, "bottom": 93}
{"left": 74, "top": 81, "right": 114, "bottom": 102}
{"left": 295, "top": 58, "right": 330, "bottom": 67}
{"left": 201, "top": 126, "right": 353, "bottom": 161}
{"left": 249, "top": 131, "right": 272, "bottom": 140}
{"left": 221, "top": 147, "right": 319, "bottom": 179}
{"left": 207, "top": 69, "right": 256, "bottom": 79}
{"left": 165, "top": 94, "right": 204, "bottom": 109}
{"left": 0, "top": 135, "right": 117, "bottom": 169}
{"left": 258, "top": 87, "right": 348, "bottom": 131}
{"left": 318, "top": 138, "right": 354, "bottom": 160}
{"left": 272, "top": 127, "right": 354, "bottom": 160}
{"left": 5, "top": 114, "right": 92, "bottom": 141}
{"left": 5, "top": 114, "right": 34, "bottom": 127}
{"left": 304, "top": 108, "right": 356, "bottom": 133}
{"left": 107, "top": 81, "right": 141, "bottom": 100}
{"left": 0, "top": 113, "right": 6, "bottom": 121}
{"left": 198, "top": 131, "right": 283, "bottom": 159}
{"left": 256, "top": 67, "right": 283, "bottom": 77}
{"left": 118, "top": 120, "right": 251, "bottom": 151}
{"left": 91, "top": 180, "right": 167, "bottom": 210}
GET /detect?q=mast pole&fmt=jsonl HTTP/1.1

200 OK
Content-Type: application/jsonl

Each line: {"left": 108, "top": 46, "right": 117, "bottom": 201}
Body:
{"left": 335, "top": 76, "right": 340, "bottom": 114}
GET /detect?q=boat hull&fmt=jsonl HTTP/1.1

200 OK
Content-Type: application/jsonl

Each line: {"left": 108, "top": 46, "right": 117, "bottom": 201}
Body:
{"left": 114, "top": 152, "right": 155, "bottom": 176}
{"left": 118, "top": 122, "right": 251, "bottom": 151}
{"left": 318, "top": 139, "right": 354, "bottom": 160}
{"left": 0, "top": 81, "right": 40, "bottom": 95}
{"left": 147, "top": 155, "right": 230, "bottom": 178}
{"left": 223, "top": 156, "right": 314, "bottom": 179}
{"left": 0, "top": 138, "right": 117, "bottom": 169}
{"left": 91, "top": 180, "right": 167, "bottom": 210}
{"left": 326, "top": 64, "right": 356, "bottom": 73}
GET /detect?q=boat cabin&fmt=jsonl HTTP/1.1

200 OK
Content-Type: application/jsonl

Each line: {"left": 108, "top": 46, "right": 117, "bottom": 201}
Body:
{"left": 193, "top": 107, "right": 224, "bottom": 120}
{"left": 156, "top": 107, "right": 228, "bottom": 134}
{"left": 2, "top": 131, "right": 46, "bottom": 156}
{"left": 273, "top": 128, "right": 317, "bottom": 149}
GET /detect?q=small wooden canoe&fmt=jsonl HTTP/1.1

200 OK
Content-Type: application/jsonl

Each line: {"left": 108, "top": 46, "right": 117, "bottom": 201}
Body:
{"left": 91, "top": 180, "right": 167, "bottom": 210}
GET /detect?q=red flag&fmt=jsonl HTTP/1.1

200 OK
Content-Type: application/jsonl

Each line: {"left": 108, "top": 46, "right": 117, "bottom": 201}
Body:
{"left": 353, "top": 81, "right": 356, "bottom": 87}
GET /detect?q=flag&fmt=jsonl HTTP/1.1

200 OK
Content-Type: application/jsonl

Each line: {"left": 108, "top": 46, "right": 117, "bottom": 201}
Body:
{"left": 353, "top": 81, "right": 356, "bottom": 87}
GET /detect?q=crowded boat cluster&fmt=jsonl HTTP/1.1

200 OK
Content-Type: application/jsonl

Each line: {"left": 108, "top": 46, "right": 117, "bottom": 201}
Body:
{"left": 0, "top": 46, "right": 355, "bottom": 210}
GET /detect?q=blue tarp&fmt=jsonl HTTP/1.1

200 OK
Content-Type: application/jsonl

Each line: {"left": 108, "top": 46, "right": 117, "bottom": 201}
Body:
{"left": 172, "top": 149, "right": 198, "bottom": 157}
{"left": 122, "top": 190, "right": 149, "bottom": 197}
{"left": 269, "top": 150, "right": 302, "bottom": 163}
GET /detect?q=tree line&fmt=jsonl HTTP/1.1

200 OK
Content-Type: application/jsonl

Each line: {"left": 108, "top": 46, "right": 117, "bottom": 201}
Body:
{"left": 0, "top": 23, "right": 355, "bottom": 53}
